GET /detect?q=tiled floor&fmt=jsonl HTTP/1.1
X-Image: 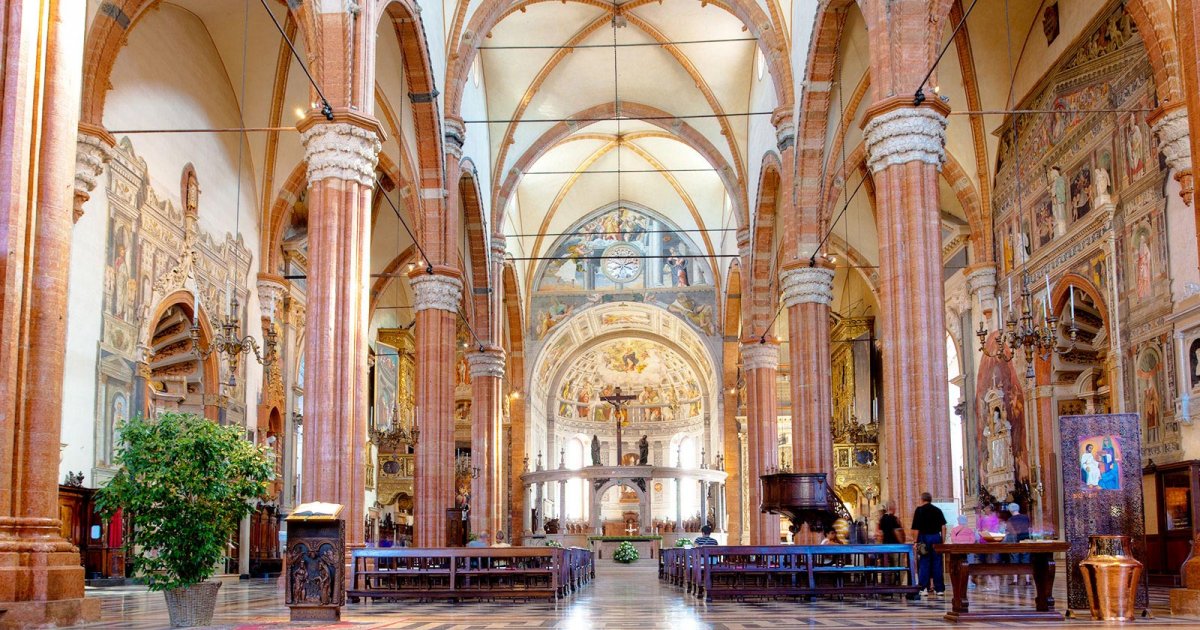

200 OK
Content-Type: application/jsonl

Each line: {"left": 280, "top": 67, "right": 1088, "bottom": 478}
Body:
{"left": 81, "top": 561, "right": 1198, "bottom": 629}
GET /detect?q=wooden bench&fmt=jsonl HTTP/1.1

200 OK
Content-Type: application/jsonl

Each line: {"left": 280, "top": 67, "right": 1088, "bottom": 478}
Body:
{"left": 348, "top": 547, "right": 594, "bottom": 602}
{"left": 658, "top": 545, "right": 920, "bottom": 601}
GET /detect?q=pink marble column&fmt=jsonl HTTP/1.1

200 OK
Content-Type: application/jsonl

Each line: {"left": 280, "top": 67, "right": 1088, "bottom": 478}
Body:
{"left": 864, "top": 97, "right": 954, "bottom": 520}
{"left": 467, "top": 346, "right": 505, "bottom": 539}
{"left": 741, "top": 341, "right": 781, "bottom": 545}
{"left": 0, "top": 2, "right": 99, "bottom": 624}
{"left": 410, "top": 270, "right": 463, "bottom": 547}
{"left": 782, "top": 260, "right": 836, "bottom": 478}
{"left": 298, "top": 115, "right": 382, "bottom": 552}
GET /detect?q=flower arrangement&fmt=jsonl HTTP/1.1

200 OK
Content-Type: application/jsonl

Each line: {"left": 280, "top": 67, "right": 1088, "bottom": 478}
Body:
{"left": 544, "top": 540, "right": 564, "bottom": 548}
{"left": 675, "top": 538, "right": 693, "bottom": 548}
{"left": 612, "top": 540, "right": 640, "bottom": 563}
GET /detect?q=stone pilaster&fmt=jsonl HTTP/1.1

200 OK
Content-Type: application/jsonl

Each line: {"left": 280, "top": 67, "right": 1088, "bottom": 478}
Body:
{"left": 1150, "top": 103, "right": 1193, "bottom": 205}
{"left": 864, "top": 97, "right": 954, "bottom": 520}
{"left": 782, "top": 261, "right": 835, "bottom": 479}
{"left": 467, "top": 346, "right": 505, "bottom": 539}
{"left": 410, "top": 270, "right": 463, "bottom": 547}
{"left": 297, "top": 115, "right": 382, "bottom": 553}
{"left": 741, "top": 341, "right": 781, "bottom": 545}
{"left": 72, "top": 124, "right": 113, "bottom": 223}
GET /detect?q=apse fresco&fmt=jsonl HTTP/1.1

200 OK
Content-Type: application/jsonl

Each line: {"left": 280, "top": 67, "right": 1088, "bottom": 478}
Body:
{"left": 554, "top": 338, "right": 704, "bottom": 426}
{"left": 530, "top": 206, "right": 717, "bottom": 340}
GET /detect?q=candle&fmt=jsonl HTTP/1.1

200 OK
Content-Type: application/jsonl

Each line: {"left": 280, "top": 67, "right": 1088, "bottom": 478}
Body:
{"left": 225, "top": 279, "right": 232, "bottom": 317}
{"left": 192, "top": 283, "right": 199, "bottom": 323}
{"left": 1070, "top": 288, "right": 1076, "bottom": 322}
{"left": 1008, "top": 277, "right": 1013, "bottom": 310}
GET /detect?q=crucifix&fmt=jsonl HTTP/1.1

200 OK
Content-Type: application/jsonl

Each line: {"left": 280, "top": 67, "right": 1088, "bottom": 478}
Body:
{"left": 600, "top": 386, "right": 637, "bottom": 465}
{"left": 624, "top": 521, "right": 638, "bottom": 536}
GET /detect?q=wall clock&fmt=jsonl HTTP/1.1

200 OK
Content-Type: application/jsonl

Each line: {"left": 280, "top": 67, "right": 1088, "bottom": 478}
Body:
{"left": 601, "top": 243, "right": 642, "bottom": 283}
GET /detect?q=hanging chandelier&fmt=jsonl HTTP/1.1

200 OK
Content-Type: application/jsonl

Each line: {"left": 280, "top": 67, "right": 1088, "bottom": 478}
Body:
{"left": 190, "top": 290, "right": 277, "bottom": 387}
{"left": 369, "top": 404, "right": 420, "bottom": 449}
{"left": 976, "top": 277, "right": 1080, "bottom": 379}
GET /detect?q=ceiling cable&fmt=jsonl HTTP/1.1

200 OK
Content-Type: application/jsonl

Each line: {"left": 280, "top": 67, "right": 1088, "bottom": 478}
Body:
{"left": 913, "top": 0, "right": 981, "bottom": 106}
{"left": 258, "top": 0, "right": 333, "bottom": 121}
{"left": 476, "top": 37, "right": 758, "bottom": 50}
{"left": 463, "top": 112, "right": 774, "bottom": 124}
{"left": 505, "top": 227, "right": 734, "bottom": 239}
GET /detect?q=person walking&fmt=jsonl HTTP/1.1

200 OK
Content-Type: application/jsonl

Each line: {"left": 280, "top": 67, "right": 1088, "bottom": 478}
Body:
{"left": 910, "top": 492, "right": 947, "bottom": 597}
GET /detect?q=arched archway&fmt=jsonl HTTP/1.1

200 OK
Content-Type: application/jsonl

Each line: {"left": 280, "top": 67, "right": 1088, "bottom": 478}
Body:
{"left": 592, "top": 479, "right": 652, "bottom": 535}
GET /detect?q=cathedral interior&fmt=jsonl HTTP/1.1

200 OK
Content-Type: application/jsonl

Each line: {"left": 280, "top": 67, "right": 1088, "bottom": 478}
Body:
{"left": 5, "top": 0, "right": 1200, "bottom": 627}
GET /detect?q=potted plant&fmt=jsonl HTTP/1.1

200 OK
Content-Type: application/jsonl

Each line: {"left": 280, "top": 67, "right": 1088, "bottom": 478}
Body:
{"left": 612, "top": 541, "right": 640, "bottom": 563}
{"left": 675, "top": 538, "right": 693, "bottom": 548}
{"left": 96, "top": 412, "right": 273, "bottom": 627}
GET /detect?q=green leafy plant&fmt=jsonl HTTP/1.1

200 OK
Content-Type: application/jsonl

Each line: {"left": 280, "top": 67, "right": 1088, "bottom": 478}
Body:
{"left": 675, "top": 538, "right": 693, "bottom": 548}
{"left": 95, "top": 412, "right": 273, "bottom": 592}
{"left": 544, "top": 540, "right": 564, "bottom": 548}
{"left": 612, "top": 541, "right": 640, "bottom": 563}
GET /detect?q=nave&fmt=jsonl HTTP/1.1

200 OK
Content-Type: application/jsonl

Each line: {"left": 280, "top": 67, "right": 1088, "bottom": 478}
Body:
{"left": 79, "top": 562, "right": 1192, "bottom": 630}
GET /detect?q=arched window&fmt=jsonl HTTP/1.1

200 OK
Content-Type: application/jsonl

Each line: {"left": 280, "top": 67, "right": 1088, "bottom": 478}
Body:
{"left": 675, "top": 434, "right": 700, "bottom": 518}
{"left": 565, "top": 436, "right": 586, "bottom": 520}
{"left": 947, "top": 333, "right": 964, "bottom": 504}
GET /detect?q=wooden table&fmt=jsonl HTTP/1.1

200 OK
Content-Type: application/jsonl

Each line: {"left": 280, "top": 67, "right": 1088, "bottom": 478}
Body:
{"left": 934, "top": 541, "right": 1068, "bottom": 623}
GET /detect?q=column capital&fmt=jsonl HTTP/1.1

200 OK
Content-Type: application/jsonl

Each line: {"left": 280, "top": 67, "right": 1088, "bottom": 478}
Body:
{"left": 740, "top": 341, "right": 779, "bottom": 371}
{"left": 489, "top": 238, "right": 508, "bottom": 265}
{"left": 409, "top": 270, "right": 463, "bottom": 313}
{"left": 73, "top": 124, "right": 115, "bottom": 222}
{"left": 256, "top": 272, "right": 288, "bottom": 322}
{"left": 1149, "top": 103, "right": 1193, "bottom": 204}
{"left": 772, "top": 106, "right": 795, "bottom": 151}
{"left": 863, "top": 97, "right": 950, "bottom": 173}
{"left": 467, "top": 346, "right": 506, "bottom": 379}
{"left": 445, "top": 115, "right": 466, "bottom": 162}
{"left": 780, "top": 261, "right": 835, "bottom": 308}
{"left": 964, "top": 264, "right": 997, "bottom": 294}
{"left": 298, "top": 115, "right": 383, "bottom": 186}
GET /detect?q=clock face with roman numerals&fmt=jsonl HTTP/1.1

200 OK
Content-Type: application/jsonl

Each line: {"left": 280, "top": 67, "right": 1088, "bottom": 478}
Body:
{"left": 601, "top": 243, "right": 642, "bottom": 283}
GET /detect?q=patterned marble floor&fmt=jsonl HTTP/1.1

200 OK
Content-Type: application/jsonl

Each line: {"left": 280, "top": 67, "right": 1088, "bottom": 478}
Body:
{"left": 80, "top": 561, "right": 1199, "bottom": 629}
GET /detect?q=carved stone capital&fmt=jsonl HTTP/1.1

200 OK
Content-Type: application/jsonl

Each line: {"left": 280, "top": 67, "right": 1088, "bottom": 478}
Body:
{"left": 410, "top": 273, "right": 462, "bottom": 313}
{"left": 780, "top": 264, "right": 835, "bottom": 308}
{"left": 772, "top": 106, "right": 795, "bottom": 152}
{"left": 489, "top": 239, "right": 508, "bottom": 265}
{"left": 467, "top": 347, "right": 506, "bottom": 379}
{"left": 1150, "top": 104, "right": 1193, "bottom": 205}
{"left": 256, "top": 273, "right": 287, "bottom": 323}
{"left": 445, "top": 116, "right": 466, "bottom": 162}
{"left": 299, "top": 122, "right": 382, "bottom": 186}
{"left": 74, "top": 130, "right": 112, "bottom": 222}
{"left": 965, "top": 265, "right": 997, "bottom": 300}
{"left": 740, "top": 342, "right": 779, "bottom": 371}
{"left": 864, "top": 105, "right": 948, "bottom": 173}
{"left": 736, "top": 228, "right": 752, "bottom": 260}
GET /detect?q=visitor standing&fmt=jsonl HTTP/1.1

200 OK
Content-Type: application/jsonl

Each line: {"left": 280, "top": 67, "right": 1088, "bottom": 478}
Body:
{"left": 1006, "top": 502, "right": 1032, "bottom": 585}
{"left": 877, "top": 501, "right": 905, "bottom": 543}
{"left": 910, "top": 492, "right": 947, "bottom": 597}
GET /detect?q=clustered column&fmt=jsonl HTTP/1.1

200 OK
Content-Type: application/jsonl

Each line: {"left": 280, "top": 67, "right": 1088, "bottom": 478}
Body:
{"left": 467, "top": 345, "right": 505, "bottom": 539}
{"left": 298, "top": 116, "right": 382, "bottom": 551}
{"left": 782, "top": 259, "right": 836, "bottom": 478}
{"left": 0, "top": 2, "right": 99, "bottom": 624}
{"left": 741, "top": 341, "right": 781, "bottom": 544}
{"left": 410, "top": 270, "right": 464, "bottom": 547}
{"left": 863, "top": 98, "right": 955, "bottom": 519}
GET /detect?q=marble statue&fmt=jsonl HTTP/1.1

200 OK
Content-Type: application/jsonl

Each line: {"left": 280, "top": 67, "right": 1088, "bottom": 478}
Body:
{"left": 591, "top": 434, "right": 601, "bottom": 466}
{"left": 638, "top": 435, "right": 649, "bottom": 465}
{"left": 1049, "top": 166, "right": 1068, "bottom": 236}
{"left": 1094, "top": 167, "right": 1112, "bottom": 206}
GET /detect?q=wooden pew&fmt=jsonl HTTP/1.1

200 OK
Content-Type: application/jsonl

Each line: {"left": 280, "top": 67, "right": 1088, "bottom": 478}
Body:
{"left": 348, "top": 547, "right": 594, "bottom": 602}
{"left": 657, "top": 544, "right": 920, "bottom": 601}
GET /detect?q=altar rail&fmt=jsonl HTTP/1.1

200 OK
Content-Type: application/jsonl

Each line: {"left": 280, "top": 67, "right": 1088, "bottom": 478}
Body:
{"left": 348, "top": 547, "right": 594, "bottom": 602}
{"left": 659, "top": 545, "right": 920, "bottom": 601}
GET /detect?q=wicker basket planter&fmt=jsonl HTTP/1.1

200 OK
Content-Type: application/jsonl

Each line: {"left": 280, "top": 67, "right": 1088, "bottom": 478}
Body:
{"left": 163, "top": 581, "right": 221, "bottom": 627}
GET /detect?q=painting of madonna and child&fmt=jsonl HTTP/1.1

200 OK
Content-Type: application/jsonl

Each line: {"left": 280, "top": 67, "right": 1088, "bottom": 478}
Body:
{"left": 1078, "top": 434, "right": 1123, "bottom": 491}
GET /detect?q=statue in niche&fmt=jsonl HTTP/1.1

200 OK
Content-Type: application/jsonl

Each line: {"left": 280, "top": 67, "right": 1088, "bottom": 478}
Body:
{"left": 983, "top": 403, "right": 1012, "bottom": 474}
{"left": 638, "top": 435, "right": 649, "bottom": 465}
{"left": 1048, "top": 166, "right": 1068, "bottom": 236}
{"left": 1094, "top": 167, "right": 1112, "bottom": 207}
{"left": 591, "top": 434, "right": 601, "bottom": 466}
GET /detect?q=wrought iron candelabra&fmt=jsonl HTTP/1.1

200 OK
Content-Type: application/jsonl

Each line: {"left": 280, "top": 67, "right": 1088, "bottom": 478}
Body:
{"left": 976, "top": 280, "right": 1080, "bottom": 378}
{"left": 191, "top": 293, "right": 277, "bottom": 387}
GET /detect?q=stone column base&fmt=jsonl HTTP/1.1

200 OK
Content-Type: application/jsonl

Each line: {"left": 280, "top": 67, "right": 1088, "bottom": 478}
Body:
{"left": 1170, "top": 588, "right": 1200, "bottom": 616}
{"left": 0, "top": 549, "right": 101, "bottom": 627}
{"left": 0, "top": 597, "right": 100, "bottom": 628}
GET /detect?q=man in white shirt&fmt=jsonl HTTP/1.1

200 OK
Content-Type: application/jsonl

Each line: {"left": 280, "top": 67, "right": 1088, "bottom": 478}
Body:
{"left": 491, "top": 531, "right": 512, "bottom": 547}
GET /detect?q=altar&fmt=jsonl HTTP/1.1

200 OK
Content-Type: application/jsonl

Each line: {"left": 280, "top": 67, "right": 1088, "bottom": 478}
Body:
{"left": 589, "top": 535, "right": 662, "bottom": 561}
